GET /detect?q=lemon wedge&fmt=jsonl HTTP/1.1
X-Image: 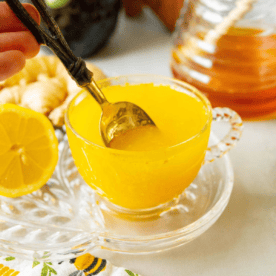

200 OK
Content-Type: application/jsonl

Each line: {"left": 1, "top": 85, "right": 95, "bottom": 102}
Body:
{"left": 0, "top": 104, "right": 58, "bottom": 197}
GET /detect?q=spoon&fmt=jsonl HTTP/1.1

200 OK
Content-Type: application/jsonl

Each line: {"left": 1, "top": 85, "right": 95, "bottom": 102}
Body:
{"left": 6, "top": 0, "right": 156, "bottom": 147}
{"left": 86, "top": 81, "right": 156, "bottom": 146}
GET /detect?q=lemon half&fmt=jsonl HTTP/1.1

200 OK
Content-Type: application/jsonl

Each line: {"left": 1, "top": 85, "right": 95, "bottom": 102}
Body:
{"left": 0, "top": 104, "right": 58, "bottom": 197}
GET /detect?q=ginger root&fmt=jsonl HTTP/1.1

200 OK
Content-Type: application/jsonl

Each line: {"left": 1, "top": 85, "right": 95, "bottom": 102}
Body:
{"left": 0, "top": 85, "right": 26, "bottom": 104}
{"left": 0, "top": 56, "right": 107, "bottom": 126}
{"left": 48, "top": 92, "right": 78, "bottom": 126}
{"left": 21, "top": 77, "right": 67, "bottom": 115}
{"left": 0, "top": 56, "right": 57, "bottom": 88}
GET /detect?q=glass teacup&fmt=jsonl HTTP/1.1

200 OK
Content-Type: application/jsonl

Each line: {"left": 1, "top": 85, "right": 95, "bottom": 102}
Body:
{"left": 65, "top": 75, "right": 242, "bottom": 218}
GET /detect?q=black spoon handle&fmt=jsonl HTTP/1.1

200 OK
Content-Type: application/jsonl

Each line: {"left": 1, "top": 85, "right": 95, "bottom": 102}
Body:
{"left": 5, "top": 0, "right": 93, "bottom": 87}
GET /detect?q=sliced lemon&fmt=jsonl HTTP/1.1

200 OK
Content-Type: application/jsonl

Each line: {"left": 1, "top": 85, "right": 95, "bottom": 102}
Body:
{"left": 0, "top": 104, "right": 58, "bottom": 197}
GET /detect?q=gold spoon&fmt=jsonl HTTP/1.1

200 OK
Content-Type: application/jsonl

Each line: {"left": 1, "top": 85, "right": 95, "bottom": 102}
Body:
{"left": 85, "top": 80, "right": 155, "bottom": 146}
{"left": 6, "top": 0, "right": 156, "bottom": 147}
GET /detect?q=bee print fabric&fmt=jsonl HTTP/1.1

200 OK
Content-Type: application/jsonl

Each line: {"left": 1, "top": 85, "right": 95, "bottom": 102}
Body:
{"left": 0, "top": 254, "right": 142, "bottom": 276}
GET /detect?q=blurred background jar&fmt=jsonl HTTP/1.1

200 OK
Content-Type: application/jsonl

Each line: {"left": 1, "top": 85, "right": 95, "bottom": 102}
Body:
{"left": 19, "top": 0, "right": 121, "bottom": 58}
{"left": 171, "top": 0, "right": 276, "bottom": 119}
{"left": 47, "top": 0, "right": 121, "bottom": 58}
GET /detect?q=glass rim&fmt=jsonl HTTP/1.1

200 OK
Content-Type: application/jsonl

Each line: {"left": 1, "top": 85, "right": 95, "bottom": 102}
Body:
{"left": 65, "top": 74, "right": 213, "bottom": 153}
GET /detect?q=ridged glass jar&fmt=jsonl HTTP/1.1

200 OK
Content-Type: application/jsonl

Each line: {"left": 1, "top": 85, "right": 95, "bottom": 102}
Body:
{"left": 171, "top": 0, "right": 276, "bottom": 119}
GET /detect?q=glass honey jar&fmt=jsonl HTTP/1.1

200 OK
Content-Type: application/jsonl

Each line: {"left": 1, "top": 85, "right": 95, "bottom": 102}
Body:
{"left": 171, "top": 0, "right": 276, "bottom": 119}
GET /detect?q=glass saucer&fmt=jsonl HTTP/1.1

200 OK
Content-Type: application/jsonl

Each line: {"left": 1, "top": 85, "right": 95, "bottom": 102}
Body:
{"left": 0, "top": 130, "right": 233, "bottom": 261}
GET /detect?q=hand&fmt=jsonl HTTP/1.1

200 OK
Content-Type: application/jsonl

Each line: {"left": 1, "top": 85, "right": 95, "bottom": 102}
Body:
{"left": 122, "top": 0, "right": 183, "bottom": 32}
{"left": 0, "top": 2, "right": 40, "bottom": 81}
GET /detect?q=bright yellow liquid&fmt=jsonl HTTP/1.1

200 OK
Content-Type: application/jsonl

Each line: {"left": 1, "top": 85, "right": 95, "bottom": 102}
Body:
{"left": 109, "top": 125, "right": 171, "bottom": 151}
{"left": 66, "top": 83, "right": 211, "bottom": 209}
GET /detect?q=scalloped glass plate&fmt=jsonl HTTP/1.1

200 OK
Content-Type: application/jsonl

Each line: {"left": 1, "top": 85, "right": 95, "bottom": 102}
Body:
{"left": 0, "top": 130, "right": 233, "bottom": 261}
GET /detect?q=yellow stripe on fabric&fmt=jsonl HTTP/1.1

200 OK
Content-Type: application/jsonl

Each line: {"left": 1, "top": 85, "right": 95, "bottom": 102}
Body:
{"left": 3, "top": 268, "right": 15, "bottom": 276}
{"left": 87, "top": 258, "right": 102, "bottom": 274}
{"left": 0, "top": 266, "right": 9, "bottom": 274}
{"left": 0, "top": 264, "right": 20, "bottom": 276}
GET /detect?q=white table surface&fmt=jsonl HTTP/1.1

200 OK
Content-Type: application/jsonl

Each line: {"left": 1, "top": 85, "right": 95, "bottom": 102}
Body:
{"left": 87, "top": 9, "right": 276, "bottom": 276}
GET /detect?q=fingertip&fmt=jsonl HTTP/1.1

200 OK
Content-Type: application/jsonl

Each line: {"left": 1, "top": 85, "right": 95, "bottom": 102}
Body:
{"left": 25, "top": 41, "right": 41, "bottom": 59}
{"left": 23, "top": 3, "right": 41, "bottom": 25}
{"left": 122, "top": 0, "right": 144, "bottom": 17}
{"left": 0, "top": 3, "right": 40, "bottom": 33}
{"left": 22, "top": 30, "right": 41, "bottom": 58}
{"left": 0, "top": 51, "right": 25, "bottom": 81}
{"left": 0, "top": 31, "right": 41, "bottom": 60}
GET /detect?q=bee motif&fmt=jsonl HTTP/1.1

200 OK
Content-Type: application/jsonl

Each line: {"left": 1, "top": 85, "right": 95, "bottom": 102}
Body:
{"left": 69, "top": 253, "right": 107, "bottom": 276}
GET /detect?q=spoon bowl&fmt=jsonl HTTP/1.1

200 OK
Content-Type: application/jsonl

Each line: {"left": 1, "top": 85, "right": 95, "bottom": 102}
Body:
{"left": 100, "top": 101, "right": 156, "bottom": 147}
{"left": 86, "top": 80, "right": 156, "bottom": 147}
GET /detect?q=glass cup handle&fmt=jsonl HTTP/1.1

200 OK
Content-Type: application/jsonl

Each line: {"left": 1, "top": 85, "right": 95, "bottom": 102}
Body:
{"left": 205, "top": 107, "right": 243, "bottom": 164}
